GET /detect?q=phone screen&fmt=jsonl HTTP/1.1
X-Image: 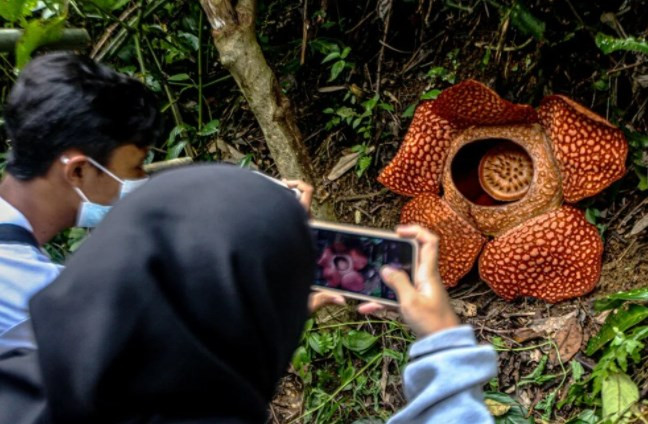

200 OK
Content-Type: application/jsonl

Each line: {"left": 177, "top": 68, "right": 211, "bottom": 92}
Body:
{"left": 311, "top": 227, "right": 415, "bottom": 302}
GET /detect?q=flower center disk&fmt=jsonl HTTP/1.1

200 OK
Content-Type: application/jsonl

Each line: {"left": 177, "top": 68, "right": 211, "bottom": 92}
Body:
{"left": 478, "top": 142, "right": 533, "bottom": 202}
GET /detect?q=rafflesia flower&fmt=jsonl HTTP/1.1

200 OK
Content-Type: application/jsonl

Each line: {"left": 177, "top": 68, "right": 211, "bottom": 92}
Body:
{"left": 317, "top": 246, "right": 369, "bottom": 292}
{"left": 379, "top": 80, "right": 628, "bottom": 303}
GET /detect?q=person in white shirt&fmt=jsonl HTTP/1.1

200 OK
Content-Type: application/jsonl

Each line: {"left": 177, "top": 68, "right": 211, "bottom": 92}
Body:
{"left": 0, "top": 52, "right": 164, "bottom": 347}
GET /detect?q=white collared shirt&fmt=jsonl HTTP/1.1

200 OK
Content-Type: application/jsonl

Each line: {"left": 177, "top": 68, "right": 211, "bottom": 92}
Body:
{"left": 0, "top": 196, "right": 63, "bottom": 340}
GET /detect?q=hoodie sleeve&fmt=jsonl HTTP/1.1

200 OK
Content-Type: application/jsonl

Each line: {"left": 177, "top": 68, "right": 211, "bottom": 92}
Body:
{"left": 387, "top": 325, "right": 497, "bottom": 424}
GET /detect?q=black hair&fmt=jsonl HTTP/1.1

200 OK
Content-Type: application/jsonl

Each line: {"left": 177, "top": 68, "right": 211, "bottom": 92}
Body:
{"left": 3, "top": 52, "right": 163, "bottom": 180}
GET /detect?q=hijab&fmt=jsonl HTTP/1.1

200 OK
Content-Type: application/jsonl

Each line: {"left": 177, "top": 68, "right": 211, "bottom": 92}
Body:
{"left": 0, "top": 164, "right": 315, "bottom": 423}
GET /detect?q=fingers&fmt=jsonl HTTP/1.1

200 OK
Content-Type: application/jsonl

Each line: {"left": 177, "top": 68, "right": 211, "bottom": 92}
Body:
{"left": 308, "top": 291, "right": 346, "bottom": 313}
{"left": 357, "top": 302, "right": 387, "bottom": 316}
{"left": 284, "top": 180, "right": 314, "bottom": 213}
{"left": 283, "top": 180, "right": 313, "bottom": 193}
{"left": 396, "top": 224, "right": 438, "bottom": 265}
{"left": 395, "top": 224, "right": 441, "bottom": 290}
{"left": 396, "top": 225, "right": 438, "bottom": 252}
{"left": 380, "top": 266, "right": 416, "bottom": 303}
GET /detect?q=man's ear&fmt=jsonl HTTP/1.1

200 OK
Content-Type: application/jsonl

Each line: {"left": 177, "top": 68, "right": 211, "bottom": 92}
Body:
{"left": 61, "top": 155, "right": 90, "bottom": 187}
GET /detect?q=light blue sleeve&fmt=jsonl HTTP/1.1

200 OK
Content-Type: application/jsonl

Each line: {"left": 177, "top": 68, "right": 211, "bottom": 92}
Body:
{"left": 387, "top": 325, "right": 497, "bottom": 424}
{"left": 0, "top": 319, "right": 36, "bottom": 350}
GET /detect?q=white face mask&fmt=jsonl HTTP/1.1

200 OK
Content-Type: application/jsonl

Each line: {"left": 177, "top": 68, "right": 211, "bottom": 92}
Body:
{"left": 61, "top": 156, "right": 149, "bottom": 227}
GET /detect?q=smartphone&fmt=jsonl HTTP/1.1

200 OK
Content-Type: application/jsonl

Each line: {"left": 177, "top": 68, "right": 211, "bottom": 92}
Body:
{"left": 310, "top": 220, "right": 418, "bottom": 306}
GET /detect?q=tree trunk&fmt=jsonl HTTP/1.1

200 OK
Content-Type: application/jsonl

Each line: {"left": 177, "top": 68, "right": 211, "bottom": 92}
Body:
{"left": 199, "top": 0, "right": 309, "bottom": 173}
{"left": 200, "top": 0, "right": 334, "bottom": 219}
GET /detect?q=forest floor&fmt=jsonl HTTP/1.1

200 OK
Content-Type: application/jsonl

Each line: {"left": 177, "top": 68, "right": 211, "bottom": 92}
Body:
{"left": 257, "top": 0, "right": 648, "bottom": 422}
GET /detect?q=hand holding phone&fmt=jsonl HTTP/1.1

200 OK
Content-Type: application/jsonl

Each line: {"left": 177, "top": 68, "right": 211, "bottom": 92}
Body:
{"left": 310, "top": 221, "right": 418, "bottom": 306}
{"left": 283, "top": 180, "right": 314, "bottom": 215}
{"left": 359, "top": 225, "right": 460, "bottom": 337}
{"left": 251, "top": 171, "right": 313, "bottom": 214}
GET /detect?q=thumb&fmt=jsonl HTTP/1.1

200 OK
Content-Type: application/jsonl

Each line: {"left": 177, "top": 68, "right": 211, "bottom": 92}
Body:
{"left": 381, "top": 266, "right": 415, "bottom": 303}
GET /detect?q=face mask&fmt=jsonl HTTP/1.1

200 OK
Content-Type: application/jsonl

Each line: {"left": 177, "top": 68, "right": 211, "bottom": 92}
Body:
{"left": 73, "top": 187, "right": 114, "bottom": 228}
{"left": 62, "top": 156, "right": 149, "bottom": 227}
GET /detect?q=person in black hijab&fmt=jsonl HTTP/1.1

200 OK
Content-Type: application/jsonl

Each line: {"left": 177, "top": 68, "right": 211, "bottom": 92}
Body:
{"left": 0, "top": 164, "right": 315, "bottom": 423}
{"left": 0, "top": 164, "right": 499, "bottom": 424}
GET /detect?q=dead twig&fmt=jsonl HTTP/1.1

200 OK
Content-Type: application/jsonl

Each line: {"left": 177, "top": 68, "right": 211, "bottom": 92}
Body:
{"left": 300, "top": 0, "right": 309, "bottom": 65}
{"left": 502, "top": 312, "right": 537, "bottom": 318}
{"left": 91, "top": 4, "right": 138, "bottom": 59}
{"left": 474, "top": 37, "right": 534, "bottom": 52}
{"left": 335, "top": 189, "right": 389, "bottom": 203}
{"left": 378, "top": 39, "right": 412, "bottom": 54}
{"left": 344, "top": 10, "right": 376, "bottom": 34}
{"left": 375, "top": 0, "right": 392, "bottom": 94}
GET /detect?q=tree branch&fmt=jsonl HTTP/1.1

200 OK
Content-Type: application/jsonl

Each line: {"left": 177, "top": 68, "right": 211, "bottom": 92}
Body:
{"left": 199, "top": 0, "right": 334, "bottom": 219}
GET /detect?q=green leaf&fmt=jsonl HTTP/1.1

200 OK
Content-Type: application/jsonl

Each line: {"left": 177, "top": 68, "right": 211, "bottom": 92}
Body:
{"left": 601, "top": 372, "right": 639, "bottom": 422}
{"left": 382, "top": 348, "right": 404, "bottom": 362}
{"left": 143, "top": 74, "right": 161, "bottom": 93}
{"left": 198, "top": 119, "right": 220, "bottom": 136}
{"left": 510, "top": 1, "right": 545, "bottom": 40}
{"left": 16, "top": 17, "right": 65, "bottom": 69}
{"left": 571, "top": 360, "right": 585, "bottom": 381}
{"left": 594, "top": 287, "right": 648, "bottom": 311}
{"left": 356, "top": 155, "right": 372, "bottom": 178}
{"left": 535, "top": 390, "right": 557, "bottom": 421}
{"left": 340, "top": 46, "right": 351, "bottom": 59}
{"left": 168, "top": 73, "right": 191, "bottom": 82}
{"left": 166, "top": 124, "right": 190, "bottom": 146}
{"left": 519, "top": 355, "right": 548, "bottom": 385}
{"left": 420, "top": 89, "right": 441, "bottom": 100}
{"left": 586, "top": 304, "right": 648, "bottom": 355}
{"left": 67, "top": 228, "right": 88, "bottom": 252}
{"left": 362, "top": 94, "right": 379, "bottom": 111}
{"left": 592, "top": 78, "right": 609, "bottom": 91}
{"left": 335, "top": 106, "right": 355, "bottom": 119}
{"left": 426, "top": 66, "right": 447, "bottom": 79}
{"left": 0, "top": 0, "right": 31, "bottom": 22}
{"left": 239, "top": 153, "right": 254, "bottom": 169}
{"left": 491, "top": 336, "right": 507, "bottom": 350}
{"left": 484, "top": 392, "right": 534, "bottom": 424}
{"left": 340, "top": 363, "right": 355, "bottom": 382}
{"left": 584, "top": 207, "right": 600, "bottom": 225}
{"left": 321, "top": 51, "right": 340, "bottom": 64}
{"left": 291, "top": 346, "right": 310, "bottom": 380}
{"left": 401, "top": 103, "right": 416, "bottom": 118}
{"left": 558, "top": 382, "right": 587, "bottom": 409}
{"left": 635, "top": 168, "right": 648, "bottom": 191}
{"left": 329, "top": 60, "right": 346, "bottom": 82}
{"left": 166, "top": 141, "right": 186, "bottom": 160}
{"left": 90, "top": 0, "right": 130, "bottom": 11}
{"left": 595, "top": 32, "right": 648, "bottom": 55}
{"left": 565, "top": 409, "right": 598, "bottom": 424}
{"left": 342, "top": 330, "right": 378, "bottom": 353}
{"left": 178, "top": 32, "right": 199, "bottom": 51}
{"left": 350, "top": 144, "right": 366, "bottom": 154}
{"left": 482, "top": 48, "right": 492, "bottom": 66}
{"left": 307, "top": 333, "right": 325, "bottom": 355}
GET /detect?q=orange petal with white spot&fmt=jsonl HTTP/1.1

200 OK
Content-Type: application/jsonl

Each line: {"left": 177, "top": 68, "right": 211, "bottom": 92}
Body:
{"left": 401, "top": 194, "right": 486, "bottom": 287}
{"left": 378, "top": 80, "right": 537, "bottom": 196}
{"left": 478, "top": 206, "right": 603, "bottom": 303}
{"left": 378, "top": 101, "right": 457, "bottom": 196}
{"left": 538, "top": 95, "right": 628, "bottom": 203}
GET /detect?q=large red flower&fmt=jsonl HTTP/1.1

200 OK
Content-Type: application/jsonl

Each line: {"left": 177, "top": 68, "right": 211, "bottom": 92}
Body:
{"left": 379, "top": 80, "right": 627, "bottom": 303}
